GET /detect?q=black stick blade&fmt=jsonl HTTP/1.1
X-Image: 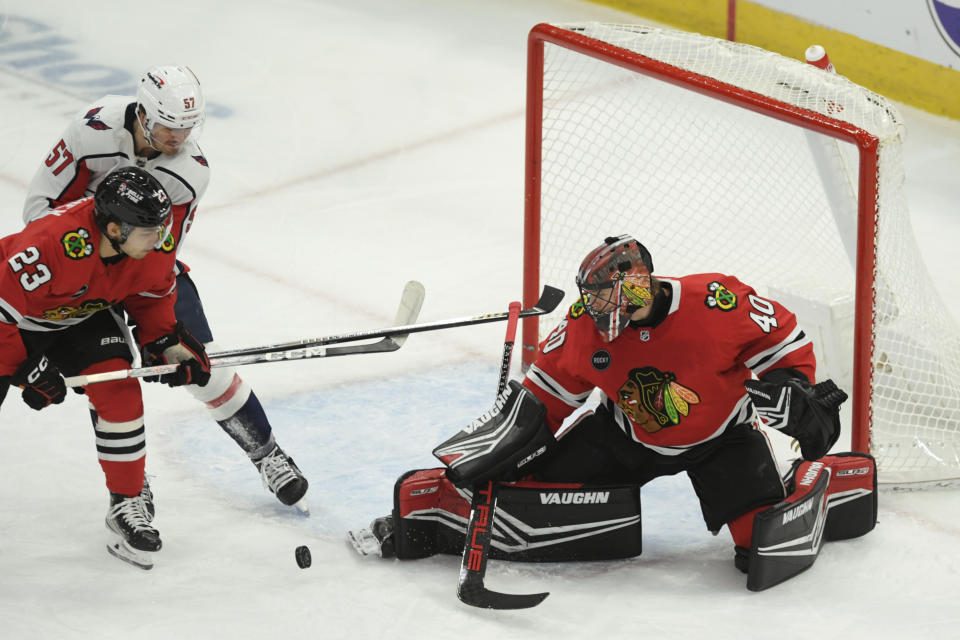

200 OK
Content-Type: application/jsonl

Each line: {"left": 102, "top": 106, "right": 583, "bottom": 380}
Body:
{"left": 457, "top": 578, "right": 549, "bottom": 610}
{"left": 532, "top": 285, "right": 565, "bottom": 315}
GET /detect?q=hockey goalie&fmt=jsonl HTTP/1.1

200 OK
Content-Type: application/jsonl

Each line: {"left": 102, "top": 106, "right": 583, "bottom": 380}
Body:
{"left": 350, "top": 235, "right": 877, "bottom": 591}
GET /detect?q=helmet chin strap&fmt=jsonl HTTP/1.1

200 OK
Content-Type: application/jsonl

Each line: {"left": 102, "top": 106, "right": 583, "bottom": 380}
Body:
{"left": 137, "top": 111, "right": 162, "bottom": 154}
{"left": 105, "top": 222, "right": 134, "bottom": 256}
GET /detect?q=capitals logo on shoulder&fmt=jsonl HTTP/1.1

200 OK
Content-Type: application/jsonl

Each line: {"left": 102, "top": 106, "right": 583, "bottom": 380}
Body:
{"left": 928, "top": 0, "right": 960, "bottom": 57}
{"left": 83, "top": 107, "right": 111, "bottom": 131}
{"left": 192, "top": 155, "right": 208, "bottom": 167}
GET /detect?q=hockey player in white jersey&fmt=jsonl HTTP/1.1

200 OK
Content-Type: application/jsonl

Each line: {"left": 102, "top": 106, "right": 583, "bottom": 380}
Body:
{"left": 23, "top": 65, "right": 308, "bottom": 512}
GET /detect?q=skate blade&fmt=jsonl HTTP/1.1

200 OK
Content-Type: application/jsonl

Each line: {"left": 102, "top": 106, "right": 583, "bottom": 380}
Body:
{"left": 293, "top": 498, "right": 310, "bottom": 516}
{"left": 106, "top": 536, "right": 156, "bottom": 570}
{"left": 347, "top": 528, "right": 381, "bottom": 557}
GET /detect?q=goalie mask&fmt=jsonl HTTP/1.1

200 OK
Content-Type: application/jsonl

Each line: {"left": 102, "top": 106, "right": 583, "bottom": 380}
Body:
{"left": 136, "top": 65, "right": 205, "bottom": 152}
{"left": 576, "top": 235, "right": 655, "bottom": 342}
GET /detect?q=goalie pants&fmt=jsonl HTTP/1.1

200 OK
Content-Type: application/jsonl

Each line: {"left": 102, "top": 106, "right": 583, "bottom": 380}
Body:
{"left": 528, "top": 406, "right": 786, "bottom": 534}
{"left": 15, "top": 309, "right": 147, "bottom": 497}
{"left": 392, "top": 407, "right": 786, "bottom": 561}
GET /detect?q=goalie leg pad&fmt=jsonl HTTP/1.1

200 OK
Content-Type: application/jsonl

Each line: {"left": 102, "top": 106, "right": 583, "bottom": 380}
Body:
{"left": 391, "top": 468, "right": 642, "bottom": 562}
{"left": 746, "top": 459, "right": 831, "bottom": 591}
{"left": 820, "top": 452, "right": 877, "bottom": 541}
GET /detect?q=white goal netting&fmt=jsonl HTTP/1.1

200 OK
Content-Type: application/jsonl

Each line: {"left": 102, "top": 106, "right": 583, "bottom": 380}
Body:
{"left": 525, "top": 23, "right": 960, "bottom": 484}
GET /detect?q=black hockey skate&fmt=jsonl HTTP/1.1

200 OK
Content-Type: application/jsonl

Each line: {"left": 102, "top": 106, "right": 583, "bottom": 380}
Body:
{"left": 347, "top": 515, "right": 395, "bottom": 558}
{"left": 105, "top": 491, "right": 161, "bottom": 570}
{"left": 141, "top": 475, "right": 155, "bottom": 521}
{"left": 254, "top": 446, "right": 309, "bottom": 513}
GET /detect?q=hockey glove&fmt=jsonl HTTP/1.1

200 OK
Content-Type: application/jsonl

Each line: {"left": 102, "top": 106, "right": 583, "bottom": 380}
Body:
{"left": 433, "top": 380, "right": 553, "bottom": 488}
{"left": 11, "top": 354, "right": 67, "bottom": 411}
{"left": 745, "top": 372, "right": 847, "bottom": 461}
{"left": 143, "top": 322, "right": 211, "bottom": 387}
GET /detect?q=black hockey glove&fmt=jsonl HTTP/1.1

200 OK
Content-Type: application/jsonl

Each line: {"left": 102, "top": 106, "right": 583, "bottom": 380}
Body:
{"left": 745, "top": 371, "right": 847, "bottom": 461}
{"left": 11, "top": 354, "right": 67, "bottom": 411}
{"left": 143, "top": 322, "right": 211, "bottom": 387}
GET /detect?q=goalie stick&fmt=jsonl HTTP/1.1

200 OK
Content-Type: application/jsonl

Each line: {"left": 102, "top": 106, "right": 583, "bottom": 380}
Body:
{"left": 63, "top": 280, "right": 426, "bottom": 387}
{"left": 457, "top": 301, "right": 550, "bottom": 610}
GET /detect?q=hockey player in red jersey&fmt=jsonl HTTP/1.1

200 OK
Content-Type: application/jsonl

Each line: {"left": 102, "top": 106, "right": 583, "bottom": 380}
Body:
{"left": 351, "top": 235, "right": 876, "bottom": 591}
{"left": 22, "top": 65, "right": 308, "bottom": 510}
{"left": 1, "top": 167, "right": 212, "bottom": 569}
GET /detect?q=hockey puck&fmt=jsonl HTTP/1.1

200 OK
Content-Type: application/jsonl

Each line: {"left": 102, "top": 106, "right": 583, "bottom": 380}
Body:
{"left": 295, "top": 545, "right": 312, "bottom": 569}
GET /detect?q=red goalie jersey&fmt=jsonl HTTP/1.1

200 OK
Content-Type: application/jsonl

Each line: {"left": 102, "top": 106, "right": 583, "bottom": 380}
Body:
{"left": 522, "top": 273, "right": 816, "bottom": 455}
{"left": 0, "top": 198, "right": 178, "bottom": 375}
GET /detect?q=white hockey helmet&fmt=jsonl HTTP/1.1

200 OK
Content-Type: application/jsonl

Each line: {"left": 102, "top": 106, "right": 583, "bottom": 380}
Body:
{"left": 136, "top": 65, "right": 205, "bottom": 138}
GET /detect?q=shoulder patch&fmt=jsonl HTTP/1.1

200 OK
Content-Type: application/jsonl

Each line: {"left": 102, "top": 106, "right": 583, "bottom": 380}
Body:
{"left": 83, "top": 107, "right": 112, "bottom": 131}
{"left": 160, "top": 231, "right": 176, "bottom": 253}
{"left": 192, "top": 154, "right": 208, "bottom": 167}
{"left": 570, "top": 294, "right": 587, "bottom": 319}
{"left": 705, "top": 280, "right": 737, "bottom": 311}
{"left": 61, "top": 228, "right": 94, "bottom": 259}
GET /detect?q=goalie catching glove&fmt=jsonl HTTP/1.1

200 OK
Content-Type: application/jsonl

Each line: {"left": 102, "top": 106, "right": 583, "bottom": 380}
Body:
{"left": 433, "top": 380, "right": 554, "bottom": 488}
{"left": 142, "top": 322, "right": 211, "bottom": 387}
{"left": 744, "top": 369, "right": 847, "bottom": 461}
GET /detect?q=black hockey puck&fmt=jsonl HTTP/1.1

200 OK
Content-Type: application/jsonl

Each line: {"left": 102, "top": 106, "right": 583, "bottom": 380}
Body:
{"left": 295, "top": 545, "right": 312, "bottom": 569}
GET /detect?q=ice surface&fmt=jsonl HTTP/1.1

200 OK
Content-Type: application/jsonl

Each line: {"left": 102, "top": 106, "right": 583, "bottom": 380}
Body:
{"left": 1, "top": 1, "right": 959, "bottom": 638}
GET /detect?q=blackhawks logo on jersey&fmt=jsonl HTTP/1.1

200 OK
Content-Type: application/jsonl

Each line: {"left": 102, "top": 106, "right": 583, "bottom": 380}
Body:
{"left": 616, "top": 367, "right": 701, "bottom": 434}
{"left": 570, "top": 294, "right": 589, "bottom": 319}
{"left": 705, "top": 281, "right": 737, "bottom": 311}
{"left": 160, "top": 231, "right": 176, "bottom": 253}
{"left": 61, "top": 228, "right": 94, "bottom": 259}
{"left": 43, "top": 299, "right": 113, "bottom": 321}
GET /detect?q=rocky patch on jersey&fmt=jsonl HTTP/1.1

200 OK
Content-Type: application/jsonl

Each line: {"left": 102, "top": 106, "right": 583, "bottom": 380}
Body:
{"left": 591, "top": 350, "right": 611, "bottom": 370}
{"left": 61, "top": 228, "right": 94, "bottom": 259}
{"left": 83, "top": 107, "right": 111, "bottom": 130}
{"left": 705, "top": 281, "right": 737, "bottom": 311}
{"left": 616, "top": 366, "right": 701, "bottom": 433}
{"left": 43, "top": 299, "right": 112, "bottom": 321}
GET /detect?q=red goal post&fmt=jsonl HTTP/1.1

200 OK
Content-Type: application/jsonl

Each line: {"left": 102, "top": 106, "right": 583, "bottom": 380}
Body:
{"left": 521, "top": 23, "right": 960, "bottom": 484}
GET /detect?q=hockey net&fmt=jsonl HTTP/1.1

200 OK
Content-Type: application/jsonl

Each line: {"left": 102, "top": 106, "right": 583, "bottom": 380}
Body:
{"left": 520, "top": 23, "right": 960, "bottom": 485}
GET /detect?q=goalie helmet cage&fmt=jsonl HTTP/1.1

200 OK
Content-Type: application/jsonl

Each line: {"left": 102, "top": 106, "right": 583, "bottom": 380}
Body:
{"left": 520, "top": 23, "right": 960, "bottom": 485}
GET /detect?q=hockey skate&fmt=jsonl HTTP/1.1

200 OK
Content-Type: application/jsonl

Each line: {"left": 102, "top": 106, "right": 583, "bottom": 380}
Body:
{"left": 141, "top": 475, "right": 155, "bottom": 521}
{"left": 105, "top": 492, "right": 161, "bottom": 570}
{"left": 348, "top": 515, "right": 395, "bottom": 558}
{"left": 254, "top": 446, "right": 309, "bottom": 513}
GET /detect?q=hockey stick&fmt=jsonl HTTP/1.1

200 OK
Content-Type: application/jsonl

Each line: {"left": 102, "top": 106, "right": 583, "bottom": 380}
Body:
{"left": 457, "top": 301, "right": 550, "bottom": 610}
{"left": 63, "top": 280, "right": 427, "bottom": 387}
{"left": 210, "top": 283, "right": 564, "bottom": 360}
